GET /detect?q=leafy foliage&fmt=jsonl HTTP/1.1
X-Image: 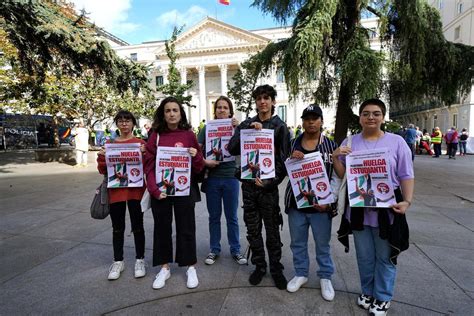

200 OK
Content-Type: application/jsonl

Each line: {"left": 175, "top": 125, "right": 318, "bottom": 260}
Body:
{"left": 156, "top": 26, "right": 194, "bottom": 108}
{"left": 0, "top": 0, "right": 149, "bottom": 94}
{"left": 227, "top": 58, "right": 261, "bottom": 117}
{"left": 250, "top": 0, "right": 474, "bottom": 143}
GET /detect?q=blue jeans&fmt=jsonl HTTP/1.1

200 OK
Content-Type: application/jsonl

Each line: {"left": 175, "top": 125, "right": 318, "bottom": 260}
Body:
{"left": 353, "top": 226, "right": 397, "bottom": 301}
{"left": 288, "top": 208, "right": 334, "bottom": 279}
{"left": 205, "top": 177, "right": 241, "bottom": 255}
{"left": 459, "top": 141, "right": 467, "bottom": 155}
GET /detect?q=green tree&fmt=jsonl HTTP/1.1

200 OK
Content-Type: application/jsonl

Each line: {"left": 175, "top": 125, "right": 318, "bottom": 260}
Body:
{"left": 251, "top": 0, "right": 474, "bottom": 143}
{"left": 0, "top": 0, "right": 149, "bottom": 95}
{"left": 0, "top": 1, "right": 154, "bottom": 146}
{"left": 156, "top": 26, "right": 194, "bottom": 108}
{"left": 227, "top": 58, "right": 260, "bottom": 118}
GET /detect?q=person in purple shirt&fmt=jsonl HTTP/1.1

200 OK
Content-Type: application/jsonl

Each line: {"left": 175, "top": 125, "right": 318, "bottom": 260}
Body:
{"left": 332, "top": 98, "right": 414, "bottom": 316}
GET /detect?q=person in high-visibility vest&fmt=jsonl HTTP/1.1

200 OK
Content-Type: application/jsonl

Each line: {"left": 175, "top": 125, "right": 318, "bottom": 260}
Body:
{"left": 431, "top": 127, "right": 443, "bottom": 158}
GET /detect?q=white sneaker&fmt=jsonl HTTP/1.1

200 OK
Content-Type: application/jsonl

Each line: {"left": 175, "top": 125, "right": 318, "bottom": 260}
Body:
{"left": 320, "top": 278, "right": 335, "bottom": 301}
{"left": 186, "top": 266, "right": 199, "bottom": 289}
{"left": 286, "top": 276, "right": 308, "bottom": 293}
{"left": 108, "top": 261, "right": 124, "bottom": 280}
{"left": 134, "top": 259, "right": 146, "bottom": 278}
{"left": 152, "top": 268, "right": 170, "bottom": 289}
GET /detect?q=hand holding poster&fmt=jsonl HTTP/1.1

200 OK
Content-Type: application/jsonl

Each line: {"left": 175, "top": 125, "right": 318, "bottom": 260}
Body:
{"left": 105, "top": 143, "right": 143, "bottom": 188}
{"left": 285, "top": 152, "right": 334, "bottom": 208}
{"left": 205, "top": 119, "right": 235, "bottom": 162}
{"left": 156, "top": 147, "right": 191, "bottom": 196}
{"left": 346, "top": 148, "right": 396, "bottom": 208}
{"left": 240, "top": 129, "right": 275, "bottom": 179}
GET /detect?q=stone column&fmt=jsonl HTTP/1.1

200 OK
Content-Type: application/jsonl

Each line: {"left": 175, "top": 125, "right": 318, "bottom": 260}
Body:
{"left": 197, "top": 65, "right": 207, "bottom": 122}
{"left": 180, "top": 66, "right": 187, "bottom": 86}
{"left": 162, "top": 68, "right": 169, "bottom": 84}
{"left": 218, "top": 64, "right": 228, "bottom": 95}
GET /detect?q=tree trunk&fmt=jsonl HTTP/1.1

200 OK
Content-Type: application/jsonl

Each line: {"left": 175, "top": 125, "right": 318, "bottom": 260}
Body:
{"left": 334, "top": 0, "right": 360, "bottom": 145}
{"left": 334, "top": 82, "right": 353, "bottom": 144}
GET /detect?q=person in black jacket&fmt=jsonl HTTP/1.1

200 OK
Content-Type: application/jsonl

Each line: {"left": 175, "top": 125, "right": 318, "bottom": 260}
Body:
{"left": 228, "top": 84, "right": 290, "bottom": 290}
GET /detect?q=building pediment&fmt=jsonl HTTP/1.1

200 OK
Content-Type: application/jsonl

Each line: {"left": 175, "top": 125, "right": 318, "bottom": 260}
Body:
{"left": 155, "top": 17, "right": 269, "bottom": 57}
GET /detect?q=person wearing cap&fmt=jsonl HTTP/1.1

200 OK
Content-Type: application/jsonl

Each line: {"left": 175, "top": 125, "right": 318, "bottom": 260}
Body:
{"left": 284, "top": 104, "right": 342, "bottom": 301}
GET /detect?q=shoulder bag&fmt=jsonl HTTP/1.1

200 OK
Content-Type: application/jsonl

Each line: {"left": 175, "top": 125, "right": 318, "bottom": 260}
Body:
{"left": 90, "top": 175, "right": 110, "bottom": 219}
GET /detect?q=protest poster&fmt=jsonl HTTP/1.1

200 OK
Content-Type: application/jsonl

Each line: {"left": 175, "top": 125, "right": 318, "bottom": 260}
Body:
{"left": 105, "top": 143, "right": 143, "bottom": 188}
{"left": 155, "top": 146, "right": 191, "bottom": 196}
{"left": 346, "top": 148, "right": 396, "bottom": 208}
{"left": 285, "top": 152, "right": 335, "bottom": 208}
{"left": 240, "top": 129, "right": 275, "bottom": 179}
{"left": 205, "top": 118, "right": 235, "bottom": 162}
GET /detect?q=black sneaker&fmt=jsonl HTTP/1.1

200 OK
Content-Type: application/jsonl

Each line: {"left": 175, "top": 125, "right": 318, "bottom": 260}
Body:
{"left": 232, "top": 253, "right": 247, "bottom": 265}
{"left": 271, "top": 271, "right": 287, "bottom": 290}
{"left": 249, "top": 267, "right": 266, "bottom": 285}
{"left": 204, "top": 253, "right": 218, "bottom": 265}
{"left": 357, "top": 294, "right": 374, "bottom": 310}
{"left": 369, "top": 299, "right": 391, "bottom": 316}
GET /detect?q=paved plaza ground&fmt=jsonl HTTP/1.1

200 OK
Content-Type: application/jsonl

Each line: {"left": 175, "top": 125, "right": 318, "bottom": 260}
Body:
{"left": 0, "top": 149, "right": 473, "bottom": 315}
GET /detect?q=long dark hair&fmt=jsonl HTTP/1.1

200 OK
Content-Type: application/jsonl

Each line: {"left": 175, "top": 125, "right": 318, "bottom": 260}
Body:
{"left": 152, "top": 97, "right": 191, "bottom": 133}
{"left": 213, "top": 96, "right": 234, "bottom": 119}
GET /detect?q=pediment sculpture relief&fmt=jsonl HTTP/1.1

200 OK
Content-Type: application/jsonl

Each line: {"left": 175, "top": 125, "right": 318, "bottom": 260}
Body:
{"left": 178, "top": 28, "right": 252, "bottom": 51}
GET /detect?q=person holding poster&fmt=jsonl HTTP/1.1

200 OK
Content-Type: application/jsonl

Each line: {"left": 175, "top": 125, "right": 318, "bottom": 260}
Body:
{"left": 333, "top": 99, "right": 414, "bottom": 316}
{"left": 283, "top": 105, "right": 339, "bottom": 301}
{"left": 228, "top": 84, "right": 290, "bottom": 290}
{"left": 97, "top": 110, "right": 147, "bottom": 281}
{"left": 144, "top": 97, "right": 204, "bottom": 290}
{"left": 197, "top": 96, "right": 247, "bottom": 266}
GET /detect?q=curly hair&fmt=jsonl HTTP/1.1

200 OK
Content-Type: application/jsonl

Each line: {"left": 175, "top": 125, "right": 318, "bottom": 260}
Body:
{"left": 152, "top": 97, "right": 191, "bottom": 133}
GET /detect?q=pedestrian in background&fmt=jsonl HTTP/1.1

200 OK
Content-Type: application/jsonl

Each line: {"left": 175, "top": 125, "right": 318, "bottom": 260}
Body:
{"left": 404, "top": 124, "right": 416, "bottom": 160}
{"left": 197, "top": 96, "right": 247, "bottom": 266}
{"left": 72, "top": 121, "right": 89, "bottom": 167}
{"left": 431, "top": 127, "right": 443, "bottom": 158}
{"left": 459, "top": 128, "right": 468, "bottom": 156}
{"left": 445, "top": 127, "right": 459, "bottom": 159}
{"left": 97, "top": 110, "right": 147, "bottom": 280}
{"left": 144, "top": 97, "right": 204, "bottom": 290}
{"left": 333, "top": 98, "right": 414, "bottom": 316}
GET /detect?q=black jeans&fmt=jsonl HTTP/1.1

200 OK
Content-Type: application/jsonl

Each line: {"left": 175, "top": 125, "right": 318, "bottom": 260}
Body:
{"left": 151, "top": 196, "right": 196, "bottom": 267}
{"left": 109, "top": 200, "right": 145, "bottom": 261}
{"left": 448, "top": 143, "right": 458, "bottom": 158}
{"left": 241, "top": 183, "right": 284, "bottom": 274}
{"left": 433, "top": 143, "right": 442, "bottom": 157}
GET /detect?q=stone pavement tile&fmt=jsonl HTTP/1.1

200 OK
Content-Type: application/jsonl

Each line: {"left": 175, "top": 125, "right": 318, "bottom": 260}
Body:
{"left": 408, "top": 214, "right": 473, "bottom": 249}
{"left": 434, "top": 206, "right": 474, "bottom": 231}
{"left": 0, "top": 235, "right": 78, "bottom": 284}
{"left": 0, "top": 243, "right": 159, "bottom": 315}
{"left": 219, "top": 287, "right": 363, "bottom": 315}
{"left": 106, "top": 290, "right": 227, "bottom": 315}
{"left": 41, "top": 191, "right": 95, "bottom": 212}
{"left": 0, "top": 207, "right": 78, "bottom": 234}
{"left": 0, "top": 232, "right": 14, "bottom": 240}
{"left": 416, "top": 244, "right": 474, "bottom": 292}
{"left": 416, "top": 194, "right": 470, "bottom": 209}
{"left": 24, "top": 212, "right": 111, "bottom": 242}
{"left": 395, "top": 245, "right": 472, "bottom": 314}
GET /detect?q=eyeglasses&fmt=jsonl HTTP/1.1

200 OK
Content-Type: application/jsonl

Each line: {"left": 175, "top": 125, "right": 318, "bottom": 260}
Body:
{"left": 361, "top": 111, "right": 383, "bottom": 118}
{"left": 117, "top": 119, "right": 132, "bottom": 125}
